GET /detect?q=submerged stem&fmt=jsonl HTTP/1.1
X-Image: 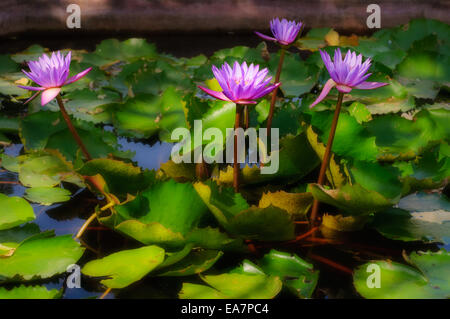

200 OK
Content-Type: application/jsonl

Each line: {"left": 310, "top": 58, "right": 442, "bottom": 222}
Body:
{"left": 56, "top": 94, "right": 92, "bottom": 161}
{"left": 266, "top": 48, "right": 286, "bottom": 135}
{"left": 244, "top": 105, "right": 249, "bottom": 130}
{"left": 309, "top": 92, "right": 344, "bottom": 227}
{"left": 233, "top": 104, "right": 244, "bottom": 193}
{"left": 99, "top": 287, "right": 112, "bottom": 299}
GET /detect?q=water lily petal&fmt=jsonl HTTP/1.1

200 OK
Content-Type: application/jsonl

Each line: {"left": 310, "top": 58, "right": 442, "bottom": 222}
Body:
{"left": 41, "top": 87, "right": 61, "bottom": 106}
{"left": 310, "top": 79, "right": 336, "bottom": 108}
{"left": 64, "top": 67, "right": 92, "bottom": 85}
{"left": 336, "top": 84, "right": 352, "bottom": 93}
{"left": 198, "top": 86, "right": 231, "bottom": 102}
{"left": 254, "top": 31, "right": 277, "bottom": 42}
{"left": 354, "top": 81, "right": 389, "bottom": 90}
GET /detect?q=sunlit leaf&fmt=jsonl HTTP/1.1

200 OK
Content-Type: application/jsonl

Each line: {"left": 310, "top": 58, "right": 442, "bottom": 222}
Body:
{"left": 0, "top": 194, "right": 35, "bottom": 231}
{"left": 0, "top": 285, "right": 61, "bottom": 299}
{"left": 354, "top": 250, "right": 450, "bottom": 299}
{"left": 82, "top": 245, "right": 165, "bottom": 289}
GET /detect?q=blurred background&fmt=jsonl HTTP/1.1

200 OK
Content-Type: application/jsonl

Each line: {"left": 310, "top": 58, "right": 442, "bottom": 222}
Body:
{"left": 1, "top": 0, "right": 449, "bottom": 56}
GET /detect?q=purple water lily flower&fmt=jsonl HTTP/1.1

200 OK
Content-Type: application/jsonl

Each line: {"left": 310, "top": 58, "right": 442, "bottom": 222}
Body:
{"left": 198, "top": 61, "right": 281, "bottom": 104}
{"left": 310, "top": 48, "right": 388, "bottom": 108}
{"left": 255, "top": 18, "right": 303, "bottom": 46}
{"left": 18, "top": 51, "right": 92, "bottom": 106}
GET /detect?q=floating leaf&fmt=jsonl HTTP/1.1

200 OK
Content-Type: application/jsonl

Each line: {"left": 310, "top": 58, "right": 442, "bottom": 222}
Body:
{"left": 348, "top": 102, "right": 372, "bottom": 124}
{"left": 157, "top": 250, "right": 223, "bottom": 277}
{"left": 257, "top": 250, "right": 319, "bottom": 298}
{"left": 82, "top": 245, "right": 165, "bottom": 289}
{"left": 227, "top": 206, "right": 295, "bottom": 241}
{"left": 24, "top": 187, "right": 71, "bottom": 206}
{"left": 89, "top": 38, "right": 157, "bottom": 63}
{"left": 18, "top": 153, "right": 83, "bottom": 188}
{"left": 308, "top": 183, "right": 395, "bottom": 215}
{"left": 0, "top": 194, "right": 35, "bottom": 231}
{"left": 322, "top": 214, "right": 368, "bottom": 232}
{"left": 214, "top": 133, "right": 319, "bottom": 186}
{"left": 354, "top": 250, "right": 450, "bottom": 299}
{"left": 0, "top": 232, "right": 84, "bottom": 281}
{"left": 269, "top": 52, "right": 319, "bottom": 97}
{"left": 78, "top": 158, "right": 153, "bottom": 197}
{"left": 0, "top": 285, "right": 61, "bottom": 299}
{"left": 179, "top": 273, "right": 282, "bottom": 299}
{"left": 112, "top": 87, "right": 186, "bottom": 140}
{"left": 259, "top": 190, "right": 312, "bottom": 219}
{"left": 20, "top": 111, "right": 127, "bottom": 162}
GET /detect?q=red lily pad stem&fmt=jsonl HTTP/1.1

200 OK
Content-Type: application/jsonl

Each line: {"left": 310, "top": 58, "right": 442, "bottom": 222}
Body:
{"left": 266, "top": 47, "right": 286, "bottom": 135}
{"left": 56, "top": 94, "right": 92, "bottom": 161}
{"left": 309, "top": 92, "right": 344, "bottom": 227}
{"left": 234, "top": 104, "right": 244, "bottom": 192}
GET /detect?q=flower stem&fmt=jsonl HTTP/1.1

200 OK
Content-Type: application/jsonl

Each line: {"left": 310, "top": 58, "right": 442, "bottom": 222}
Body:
{"left": 56, "top": 94, "right": 92, "bottom": 161}
{"left": 309, "top": 92, "right": 344, "bottom": 227}
{"left": 75, "top": 211, "right": 97, "bottom": 239}
{"left": 195, "top": 157, "right": 210, "bottom": 180}
{"left": 234, "top": 104, "right": 244, "bottom": 193}
{"left": 244, "top": 105, "right": 249, "bottom": 130}
{"left": 266, "top": 48, "right": 286, "bottom": 135}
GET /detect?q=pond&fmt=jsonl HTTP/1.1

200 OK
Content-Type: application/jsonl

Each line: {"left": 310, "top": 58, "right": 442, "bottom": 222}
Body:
{"left": 0, "top": 17, "right": 449, "bottom": 300}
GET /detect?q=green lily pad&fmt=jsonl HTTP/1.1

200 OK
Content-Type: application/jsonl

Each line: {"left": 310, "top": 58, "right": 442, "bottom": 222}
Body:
{"left": 0, "top": 285, "right": 61, "bottom": 299}
{"left": 354, "top": 250, "right": 450, "bottom": 299}
{"left": 179, "top": 273, "right": 282, "bottom": 299}
{"left": 257, "top": 250, "right": 319, "bottom": 298}
{"left": 258, "top": 190, "right": 313, "bottom": 219}
{"left": 99, "top": 179, "right": 242, "bottom": 249}
{"left": 227, "top": 206, "right": 295, "bottom": 241}
{"left": 348, "top": 102, "right": 372, "bottom": 124}
{"left": 62, "top": 88, "right": 120, "bottom": 123}
{"left": 373, "top": 192, "right": 450, "bottom": 244}
{"left": 0, "top": 232, "right": 84, "bottom": 281}
{"left": 195, "top": 181, "right": 295, "bottom": 241}
{"left": 0, "top": 194, "right": 35, "bottom": 231}
{"left": 78, "top": 158, "right": 153, "bottom": 197}
{"left": 349, "top": 161, "right": 403, "bottom": 200}
{"left": 116, "top": 179, "right": 208, "bottom": 235}
{"left": 269, "top": 52, "right": 319, "bottom": 97}
{"left": 308, "top": 183, "right": 395, "bottom": 215}
{"left": 24, "top": 187, "right": 71, "bottom": 206}
{"left": 213, "top": 133, "right": 320, "bottom": 186}
{"left": 82, "top": 245, "right": 165, "bottom": 289}
{"left": 18, "top": 153, "right": 83, "bottom": 188}
{"left": 20, "top": 111, "right": 128, "bottom": 162}
{"left": 89, "top": 38, "right": 157, "bottom": 64}
{"left": 157, "top": 250, "right": 223, "bottom": 277}
{"left": 112, "top": 87, "right": 186, "bottom": 141}
{"left": 0, "top": 223, "right": 40, "bottom": 245}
